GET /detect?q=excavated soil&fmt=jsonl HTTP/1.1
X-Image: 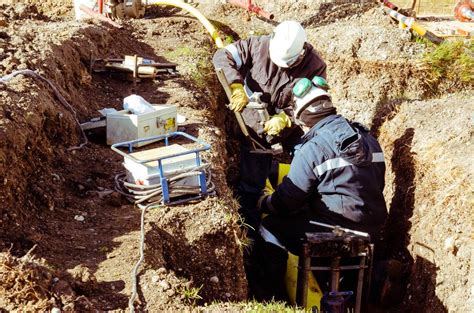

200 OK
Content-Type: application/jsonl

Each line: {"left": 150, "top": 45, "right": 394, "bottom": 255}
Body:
{"left": 1, "top": 1, "right": 473, "bottom": 312}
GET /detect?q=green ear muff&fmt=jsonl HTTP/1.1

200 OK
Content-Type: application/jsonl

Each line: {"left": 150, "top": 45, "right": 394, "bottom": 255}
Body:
{"left": 292, "top": 78, "right": 312, "bottom": 98}
{"left": 312, "top": 76, "right": 329, "bottom": 90}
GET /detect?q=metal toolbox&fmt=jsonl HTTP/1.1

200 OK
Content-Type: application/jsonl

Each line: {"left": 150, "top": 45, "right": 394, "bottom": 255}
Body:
{"left": 106, "top": 104, "right": 177, "bottom": 147}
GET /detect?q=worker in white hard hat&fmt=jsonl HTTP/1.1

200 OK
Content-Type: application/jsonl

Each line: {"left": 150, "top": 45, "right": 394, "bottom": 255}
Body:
{"left": 250, "top": 78, "right": 387, "bottom": 301}
{"left": 213, "top": 21, "right": 327, "bottom": 236}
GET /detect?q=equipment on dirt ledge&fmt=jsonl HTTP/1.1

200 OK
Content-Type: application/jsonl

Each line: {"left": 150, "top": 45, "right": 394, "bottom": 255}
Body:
{"left": 383, "top": 6, "right": 443, "bottom": 44}
{"left": 106, "top": 0, "right": 146, "bottom": 19}
{"left": 379, "top": 0, "right": 398, "bottom": 11}
{"left": 455, "top": 0, "right": 474, "bottom": 22}
{"left": 90, "top": 55, "right": 178, "bottom": 85}
{"left": 106, "top": 103, "right": 177, "bottom": 147}
{"left": 215, "top": 68, "right": 282, "bottom": 155}
{"left": 112, "top": 131, "right": 214, "bottom": 205}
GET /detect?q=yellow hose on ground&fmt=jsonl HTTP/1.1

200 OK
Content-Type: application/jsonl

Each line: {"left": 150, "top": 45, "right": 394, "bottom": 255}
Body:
{"left": 147, "top": 0, "right": 224, "bottom": 48}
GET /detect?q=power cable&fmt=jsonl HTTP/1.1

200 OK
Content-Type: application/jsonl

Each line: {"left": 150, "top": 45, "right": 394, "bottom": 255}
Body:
{"left": 117, "top": 162, "right": 215, "bottom": 312}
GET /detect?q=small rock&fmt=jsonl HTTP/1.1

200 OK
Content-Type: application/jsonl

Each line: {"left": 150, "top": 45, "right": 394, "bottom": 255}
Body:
{"left": 444, "top": 236, "right": 457, "bottom": 254}
{"left": 151, "top": 275, "right": 160, "bottom": 284}
{"left": 98, "top": 190, "right": 114, "bottom": 199}
{"left": 51, "top": 308, "right": 61, "bottom": 313}
{"left": 74, "top": 215, "right": 85, "bottom": 222}
{"left": 157, "top": 267, "right": 167, "bottom": 275}
{"left": 225, "top": 292, "right": 231, "bottom": 298}
{"left": 166, "top": 288, "right": 175, "bottom": 297}
{"left": 77, "top": 184, "right": 85, "bottom": 191}
{"left": 52, "top": 280, "right": 75, "bottom": 302}
{"left": 210, "top": 276, "right": 219, "bottom": 284}
{"left": 159, "top": 280, "right": 170, "bottom": 290}
{"left": 106, "top": 191, "right": 122, "bottom": 207}
{"left": 68, "top": 264, "right": 97, "bottom": 284}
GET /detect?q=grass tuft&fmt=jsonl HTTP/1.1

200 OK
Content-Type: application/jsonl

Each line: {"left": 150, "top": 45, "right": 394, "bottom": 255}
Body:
{"left": 420, "top": 39, "right": 474, "bottom": 89}
{"left": 240, "top": 299, "right": 306, "bottom": 312}
{"left": 180, "top": 284, "right": 203, "bottom": 306}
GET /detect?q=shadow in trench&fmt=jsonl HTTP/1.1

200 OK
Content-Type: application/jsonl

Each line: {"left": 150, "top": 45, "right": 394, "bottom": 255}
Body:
{"left": 385, "top": 128, "right": 416, "bottom": 267}
{"left": 370, "top": 99, "right": 405, "bottom": 138}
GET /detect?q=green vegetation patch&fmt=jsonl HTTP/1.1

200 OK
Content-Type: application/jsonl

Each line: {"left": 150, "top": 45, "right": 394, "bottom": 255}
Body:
{"left": 164, "top": 44, "right": 216, "bottom": 90}
{"left": 421, "top": 39, "right": 474, "bottom": 89}
{"left": 239, "top": 300, "right": 307, "bottom": 312}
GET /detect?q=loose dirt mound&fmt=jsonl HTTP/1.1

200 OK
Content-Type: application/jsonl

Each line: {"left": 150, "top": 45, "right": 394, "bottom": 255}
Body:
{"left": 0, "top": 249, "right": 97, "bottom": 311}
{"left": 1, "top": 1, "right": 473, "bottom": 312}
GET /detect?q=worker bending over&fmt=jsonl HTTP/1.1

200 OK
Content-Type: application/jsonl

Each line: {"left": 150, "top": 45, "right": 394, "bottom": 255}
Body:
{"left": 212, "top": 21, "right": 327, "bottom": 234}
{"left": 253, "top": 79, "right": 388, "bottom": 299}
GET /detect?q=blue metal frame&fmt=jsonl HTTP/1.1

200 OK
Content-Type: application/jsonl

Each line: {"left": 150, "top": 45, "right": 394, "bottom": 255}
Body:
{"left": 111, "top": 131, "right": 211, "bottom": 205}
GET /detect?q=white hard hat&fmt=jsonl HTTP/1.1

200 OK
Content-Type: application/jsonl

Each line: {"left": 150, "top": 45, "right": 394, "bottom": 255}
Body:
{"left": 269, "top": 21, "right": 307, "bottom": 68}
{"left": 294, "top": 86, "right": 332, "bottom": 120}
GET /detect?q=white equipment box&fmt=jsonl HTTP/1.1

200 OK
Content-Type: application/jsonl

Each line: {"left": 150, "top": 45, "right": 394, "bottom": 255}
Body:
{"left": 106, "top": 104, "right": 177, "bottom": 147}
{"left": 123, "top": 144, "right": 200, "bottom": 187}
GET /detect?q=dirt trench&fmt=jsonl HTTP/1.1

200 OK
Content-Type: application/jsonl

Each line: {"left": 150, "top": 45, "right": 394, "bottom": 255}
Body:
{"left": 1, "top": 1, "right": 473, "bottom": 312}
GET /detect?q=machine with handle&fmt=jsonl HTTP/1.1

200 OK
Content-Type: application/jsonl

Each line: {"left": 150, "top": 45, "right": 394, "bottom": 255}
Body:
{"left": 215, "top": 68, "right": 282, "bottom": 155}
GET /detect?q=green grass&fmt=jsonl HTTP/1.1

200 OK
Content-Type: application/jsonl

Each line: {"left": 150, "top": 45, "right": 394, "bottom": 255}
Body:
{"left": 180, "top": 284, "right": 203, "bottom": 306}
{"left": 189, "top": 58, "right": 215, "bottom": 90}
{"left": 164, "top": 46, "right": 196, "bottom": 59}
{"left": 164, "top": 44, "right": 216, "bottom": 90}
{"left": 421, "top": 39, "right": 474, "bottom": 88}
{"left": 231, "top": 301, "right": 306, "bottom": 313}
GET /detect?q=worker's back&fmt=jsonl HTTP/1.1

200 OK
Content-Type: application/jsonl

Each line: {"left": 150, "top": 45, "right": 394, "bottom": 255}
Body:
{"left": 293, "top": 114, "right": 387, "bottom": 238}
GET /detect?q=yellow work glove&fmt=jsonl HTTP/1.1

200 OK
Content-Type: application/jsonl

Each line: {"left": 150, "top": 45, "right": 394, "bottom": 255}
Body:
{"left": 229, "top": 83, "right": 248, "bottom": 112}
{"left": 264, "top": 112, "right": 292, "bottom": 136}
{"left": 257, "top": 187, "right": 275, "bottom": 216}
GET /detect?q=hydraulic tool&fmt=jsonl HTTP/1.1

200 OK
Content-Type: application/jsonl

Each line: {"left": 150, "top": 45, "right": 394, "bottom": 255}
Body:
{"left": 215, "top": 68, "right": 282, "bottom": 155}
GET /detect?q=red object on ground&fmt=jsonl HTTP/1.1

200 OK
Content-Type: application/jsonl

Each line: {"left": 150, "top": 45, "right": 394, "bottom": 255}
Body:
{"left": 98, "top": 0, "right": 103, "bottom": 14}
{"left": 380, "top": 0, "right": 399, "bottom": 11}
{"left": 228, "top": 0, "right": 274, "bottom": 20}
{"left": 79, "top": 4, "right": 123, "bottom": 28}
{"left": 455, "top": 0, "right": 474, "bottom": 22}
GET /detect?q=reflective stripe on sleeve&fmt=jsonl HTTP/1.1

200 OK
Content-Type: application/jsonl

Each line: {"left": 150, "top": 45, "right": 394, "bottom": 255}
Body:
{"left": 314, "top": 152, "right": 385, "bottom": 176}
{"left": 243, "top": 77, "right": 253, "bottom": 97}
{"left": 259, "top": 226, "right": 287, "bottom": 251}
{"left": 372, "top": 152, "right": 384, "bottom": 162}
{"left": 224, "top": 44, "right": 243, "bottom": 69}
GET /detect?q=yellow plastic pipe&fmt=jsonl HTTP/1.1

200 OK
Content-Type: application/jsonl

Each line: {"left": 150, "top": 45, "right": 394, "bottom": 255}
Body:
{"left": 147, "top": 0, "right": 224, "bottom": 48}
